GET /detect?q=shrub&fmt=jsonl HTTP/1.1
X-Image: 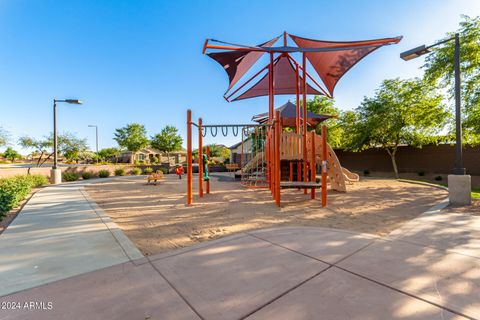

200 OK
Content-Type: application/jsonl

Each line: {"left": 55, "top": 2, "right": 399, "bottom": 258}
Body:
{"left": 135, "top": 160, "right": 145, "bottom": 165}
{"left": 418, "top": 171, "right": 425, "bottom": 176}
{"left": 434, "top": 175, "right": 443, "bottom": 181}
{"left": 144, "top": 167, "right": 154, "bottom": 175}
{"left": 114, "top": 168, "right": 125, "bottom": 176}
{"left": 151, "top": 156, "right": 159, "bottom": 164}
{"left": 131, "top": 167, "right": 142, "bottom": 175}
{"left": 363, "top": 169, "right": 370, "bottom": 176}
{"left": 158, "top": 167, "right": 168, "bottom": 174}
{"left": 99, "top": 170, "right": 110, "bottom": 178}
{"left": 24, "top": 175, "right": 49, "bottom": 187}
{"left": 82, "top": 171, "right": 95, "bottom": 180}
{"left": 0, "top": 175, "right": 49, "bottom": 217}
{"left": 63, "top": 171, "right": 80, "bottom": 182}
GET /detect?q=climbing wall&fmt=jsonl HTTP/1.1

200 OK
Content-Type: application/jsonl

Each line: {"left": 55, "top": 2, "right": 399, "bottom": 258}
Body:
{"left": 309, "top": 134, "right": 347, "bottom": 192}
{"left": 279, "top": 132, "right": 349, "bottom": 192}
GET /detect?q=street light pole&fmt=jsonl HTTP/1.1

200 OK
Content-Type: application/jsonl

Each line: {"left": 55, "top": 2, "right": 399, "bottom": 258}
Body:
{"left": 53, "top": 99, "right": 58, "bottom": 169}
{"left": 51, "top": 98, "right": 83, "bottom": 184}
{"left": 88, "top": 125, "right": 99, "bottom": 153}
{"left": 453, "top": 33, "right": 465, "bottom": 175}
{"left": 400, "top": 33, "right": 465, "bottom": 175}
{"left": 88, "top": 125, "right": 99, "bottom": 164}
{"left": 400, "top": 33, "right": 470, "bottom": 205}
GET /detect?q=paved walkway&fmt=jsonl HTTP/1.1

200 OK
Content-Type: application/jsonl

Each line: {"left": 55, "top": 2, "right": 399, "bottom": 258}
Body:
{"left": 0, "top": 181, "right": 142, "bottom": 297}
{"left": 1, "top": 182, "right": 479, "bottom": 319}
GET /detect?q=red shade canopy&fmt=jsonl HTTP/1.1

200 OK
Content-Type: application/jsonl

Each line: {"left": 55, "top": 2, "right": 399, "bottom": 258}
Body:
{"left": 204, "top": 33, "right": 401, "bottom": 100}
{"left": 289, "top": 34, "right": 402, "bottom": 96}
{"left": 207, "top": 36, "right": 280, "bottom": 93}
{"left": 232, "top": 55, "right": 322, "bottom": 101}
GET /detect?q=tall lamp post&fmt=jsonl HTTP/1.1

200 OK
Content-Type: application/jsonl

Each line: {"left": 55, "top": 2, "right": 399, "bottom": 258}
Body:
{"left": 401, "top": 33, "right": 471, "bottom": 205}
{"left": 51, "top": 98, "right": 83, "bottom": 184}
{"left": 88, "top": 125, "right": 99, "bottom": 163}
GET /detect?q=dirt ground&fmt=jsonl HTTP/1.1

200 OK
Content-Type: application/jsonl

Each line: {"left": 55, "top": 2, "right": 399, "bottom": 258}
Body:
{"left": 85, "top": 173, "right": 448, "bottom": 256}
{"left": 445, "top": 199, "right": 480, "bottom": 215}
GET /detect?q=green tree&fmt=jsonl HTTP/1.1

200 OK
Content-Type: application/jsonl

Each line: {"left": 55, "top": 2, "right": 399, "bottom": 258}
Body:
{"left": 19, "top": 136, "right": 53, "bottom": 168}
{"left": 3, "top": 147, "right": 22, "bottom": 163}
{"left": 114, "top": 123, "right": 149, "bottom": 163}
{"left": 306, "top": 96, "right": 344, "bottom": 147}
{"left": 96, "top": 147, "right": 121, "bottom": 163}
{"left": 58, "top": 133, "right": 88, "bottom": 163}
{"left": 344, "top": 78, "right": 449, "bottom": 178}
{"left": 423, "top": 15, "right": 480, "bottom": 144}
{"left": 150, "top": 125, "right": 183, "bottom": 163}
{"left": 19, "top": 132, "right": 88, "bottom": 170}
{"left": 206, "top": 144, "right": 231, "bottom": 159}
{"left": 193, "top": 144, "right": 231, "bottom": 162}
{"left": 0, "top": 127, "right": 9, "bottom": 147}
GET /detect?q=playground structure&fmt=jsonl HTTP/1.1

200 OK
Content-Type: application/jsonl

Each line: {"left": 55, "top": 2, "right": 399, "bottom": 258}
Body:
{"left": 187, "top": 32, "right": 401, "bottom": 206}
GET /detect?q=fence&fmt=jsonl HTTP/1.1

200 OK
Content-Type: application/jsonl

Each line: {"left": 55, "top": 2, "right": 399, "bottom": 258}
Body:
{"left": 334, "top": 144, "right": 480, "bottom": 175}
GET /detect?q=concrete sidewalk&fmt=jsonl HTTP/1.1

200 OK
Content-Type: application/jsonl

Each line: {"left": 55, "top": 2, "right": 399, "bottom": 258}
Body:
{"left": 0, "top": 181, "right": 143, "bottom": 297}
{"left": 1, "top": 191, "right": 480, "bottom": 319}
{"left": 2, "top": 220, "right": 480, "bottom": 319}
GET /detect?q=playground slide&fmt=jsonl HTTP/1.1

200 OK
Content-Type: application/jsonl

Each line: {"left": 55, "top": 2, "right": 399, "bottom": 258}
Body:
{"left": 341, "top": 167, "right": 360, "bottom": 182}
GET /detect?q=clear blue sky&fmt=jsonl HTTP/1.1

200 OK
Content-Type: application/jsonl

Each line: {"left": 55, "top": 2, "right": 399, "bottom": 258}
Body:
{"left": 0, "top": 0, "right": 479, "bottom": 153}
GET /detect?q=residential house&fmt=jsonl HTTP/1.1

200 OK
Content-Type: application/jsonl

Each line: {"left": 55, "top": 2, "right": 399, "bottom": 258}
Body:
{"left": 229, "top": 139, "right": 253, "bottom": 165}
{"left": 118, "top": 147, "right": 187, "bottom": 165}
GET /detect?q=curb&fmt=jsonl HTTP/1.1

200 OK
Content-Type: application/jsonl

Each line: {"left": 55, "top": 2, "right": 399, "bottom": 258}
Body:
{"left": 80, "top": 188, "right": 144, "bottom": 261}
{"left": 397, "top": 178, "right": 448, "bottom": 191}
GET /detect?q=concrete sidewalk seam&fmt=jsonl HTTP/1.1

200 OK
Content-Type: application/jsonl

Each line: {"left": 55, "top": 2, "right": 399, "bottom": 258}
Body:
{"left": 80, "top": 188, "right": 143, "bottom": 261}
{"left": 238, "top": 266, "right": 334, "bottom": 320}
{"left": 245, "top": 231, "right": 375, "bottom": 267}
{"left": 148, "top": 234, "right": 251, "bottom": 263}
{"left": 147, "top": 259, "right": 205, "bottom": 320}
{"left": 333, "top": 264, "right": 473, "bottom": 320}
{"left": 245, "top": 232, "right": 474, "bottom": 320}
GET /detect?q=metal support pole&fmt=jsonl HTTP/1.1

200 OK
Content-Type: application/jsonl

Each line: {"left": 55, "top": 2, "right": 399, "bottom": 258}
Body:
{"left": 453, "top": 33, "right": 465, "bottom": 175}
{"left": 268, "top": 52, "right": 275, "bottom": 192}
{"left": 321, "top": 125, "right": 328, "bottom": 207}
{"left": 295, "top": 63, "right": 301, "bottom": 182}
{"left": 187, "top": 110, "right": 193, "bottom": 205}
{"left": 95, "top": 126, "right": 99, "bottom": 154}
{"left": 198, "top": 118, "right": 203, "bottom": 198}
{"left": 206, "top": 146, "right": 210, "bottom": 194}
{"left": 302, "top": 53, "right": 308, "bottom": 193}
{"left": 53, "top": 99, "right": 58, "bottom": 169}
{"left": 275, "top": 110, "right": 281, "bottom": 206}
{"left": 311, "top": 131, "right": 316, "bottom": 199}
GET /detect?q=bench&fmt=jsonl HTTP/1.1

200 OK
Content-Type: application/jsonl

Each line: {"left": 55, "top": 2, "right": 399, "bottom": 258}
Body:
{"left": 225, "top": 164, "right": 240, "bottom": 172}
{"left": 146, "top": 172, "right": 165, "bottom": 185}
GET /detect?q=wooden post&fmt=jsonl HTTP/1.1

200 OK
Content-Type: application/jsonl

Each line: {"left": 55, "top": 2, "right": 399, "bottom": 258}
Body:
{"left": 311, "top": 131, "right": 316, "bottom": 199}
{"left": 206, "top": 146, "right": 210, "bottom": 194}
{"left": 198, "top": 118, "right": 203, "bottom": 198}
{"left": 275, "top": 110, "right": 281, "bottom": 206}
{"left": 187, "top": 110, "right": 192, "bottom": 205}
{"left": 321, "top": 125, "right": 328, "bottom": 207}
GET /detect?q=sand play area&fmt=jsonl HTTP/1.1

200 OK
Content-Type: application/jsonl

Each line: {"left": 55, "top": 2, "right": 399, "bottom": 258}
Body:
{"left": 85, "top": 173, "right": 447, "bottom": 256}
